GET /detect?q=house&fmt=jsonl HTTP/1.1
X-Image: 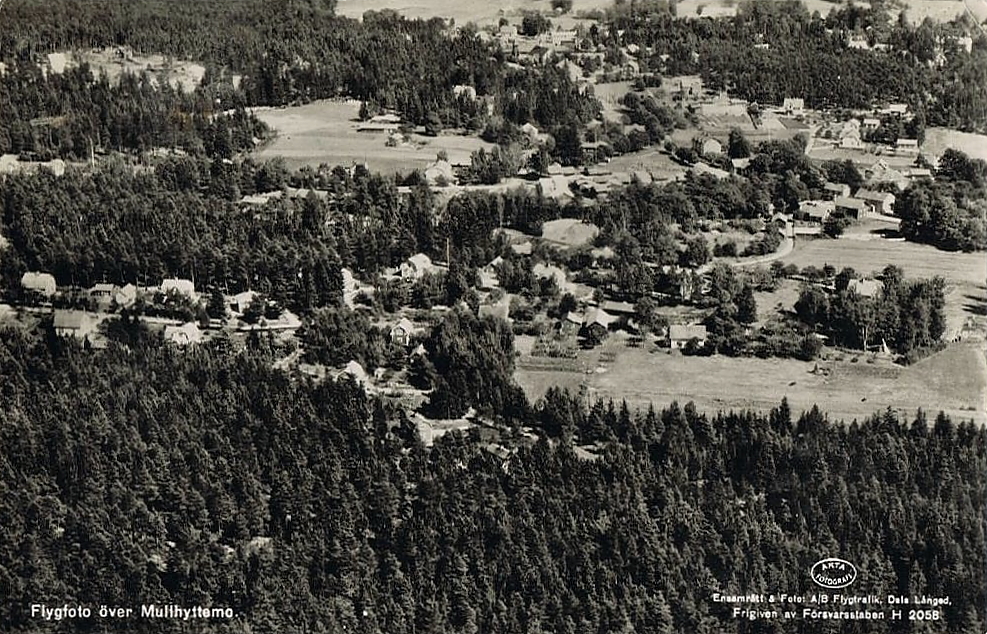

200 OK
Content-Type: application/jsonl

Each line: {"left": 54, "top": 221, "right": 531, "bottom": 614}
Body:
{"left": 401, "top": 253, "right": 437, "bottom": 280}
{"left": 823, "top": 182, "right": 851, "bottom": 200}
{"left": 699, "top": 137, "right": 723, "bottom": 156}
{"left": 521, "top": 122, "right": 542, "bottom": 142}
{"left": 895, "top": 138, "right": 920, "bottom": 154}
{"left": 357, "top": 113, "right": 402, "bottom": 134}
{"left": 453, "top": 84, "right": 477, "bottom": 101}
{"left": 886, "top": 103, "right": 909, "bottom": 116}
{"left": 580, "top": 307, "right": 617, "bottom": 341}
{"left": 861, "top": 117, "right": 881, "bottom": 131}
{"left": 160, "top": 278, "right": 196, "bottom": 300}
{"left": 114, "top": 283, "right": 138, "bottom": 308}
{"left": 840, "top": 134, "right": 863, "bottom": 150}
{"left": 580, "top": 140, "right": 610, "bottom": 164}
{"left": 560, "top": 310, "right": 584, "bottom": 334}
{"left": 798, "top": 200, "right": 834, "bottom": 223}
{"left": 21, "top": 272, "right": 57, "bottom": 298}
{"left": 668, "top": 324, "right": 707, "bottom": 349}
{"left": 848, "top": 278, "right": 881, "bottom": 298}
{"left": 781, "top": 97, "right": 805, "bottom": 115}
{"left": 89, "top": 283, "right": 116, "bottom": 299}
{"left": 389, "top": 317, "right": 417, "bottom": 346}
{"left": 906, "top": 168, "right": 933, "bottom": 180}
{"left": 230, "top": 290, "right": 259, "bottom": 314}
{"left": 424, "top": 159, "right": 455, "bottom": 186}
{"left": 479, "top": 300, "right": 511, "bottom": 322}
{"left": 855, "top": 189, "right": 896, "bottom": 215}
{"left": 834, "top": 196, "right": 868, "bottom": 220}
{"left": 601, "top": 300, "right": 636, "bottom": 316}
{"left": 731, "top": 157, "right": 751, "bottom": 172}
{"left": 164, "top": 322, "right": 202, "bottom": 346}
{"left": 510, "top": 241, "right": 533, "bottom": 256}
{"left": 53, "top": 310, "right": 97, "bottom": 341}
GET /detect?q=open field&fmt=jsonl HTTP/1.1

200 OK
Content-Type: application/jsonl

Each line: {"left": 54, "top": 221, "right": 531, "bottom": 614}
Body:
{"left": 253, "top": 100, "right": 493, "bottom": 173}
{"left": 781, "top": 229, "right": 985, "bottom": 286}
{"left": 922, "top": 128, "right": 987, "bottom": 161}
{"left": 605, "top": 147, "right": 688, "bottom": 181}
{"left": 584, "top": 336, "right": 985, "bottom": 424}
{"left": 52, "top": 48, "right": 208, "bottom": 92}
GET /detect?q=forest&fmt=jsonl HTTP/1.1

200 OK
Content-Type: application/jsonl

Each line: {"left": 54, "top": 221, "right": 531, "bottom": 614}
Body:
{"left": 0, "top": 327, "right": 983, "bottom": 633}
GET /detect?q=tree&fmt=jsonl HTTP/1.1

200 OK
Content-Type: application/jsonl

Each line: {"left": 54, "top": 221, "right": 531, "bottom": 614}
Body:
{"left": 823, "top": 214, "right": 849, "bottom": 238}
{"left": 680, "top": 236, "right": 710, "bottom": 268}
{"left": 736, "top": 284, "right": 757, "bottom": 324}
{"left": 727, "top": 128, "right": 752, "bottom": 159}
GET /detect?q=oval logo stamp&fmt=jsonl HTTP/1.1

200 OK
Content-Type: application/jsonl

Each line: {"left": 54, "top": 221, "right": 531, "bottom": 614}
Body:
{"left": 810, "top": 558, "right": 857, "bottom": 589}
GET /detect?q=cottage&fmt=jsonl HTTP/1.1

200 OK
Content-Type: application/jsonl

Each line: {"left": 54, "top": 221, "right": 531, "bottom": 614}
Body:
{"left": 230, "top": 290, "right": 259, "bottom": 314}
{"left": 21, "top": 272, "right": 57, "bottom": 298}
{"left": 114, "top": 283, "right": 138, "bottom": 309}
{"left": 834, "top": 196, "right": 868, "bottom": 220}
{"left": 823, "top": 182, "right": 851, "bottom": 200}
{"left": 89, "top": 283, "right": 116, "bottom": 299}
{"left": 855, "top": 189, "right": 896, "bottom": 215}
{"left": 164, "top": 322, "right": 202, "bottom": 346}
{"left": 401, "top": 253, "right": 437, "bottom": 280}
{"left": 848, "top": 278, "right": 881, "bottom": 298}
{"left": 160, "top": 278, "right": 196, "bottom": 300}
{"left": 798, "top": 200, "right": 834, "bottom": 223}
{"left": 389, "top": 317, "right": 418, "bottom": 346}
{"left": 668, "top": 324, "right": 707, "bottom": 349}
{"left": 424, "top": 159, "right": 455, "bottom": 186}
{"left": 781, "top": 97, "right": 805, "bottom": 115}
{"left": 601, "top": 300, "right": 636, "bottom": 316}
{"left": 53, "top": 310, "right": 97, "bottom": 341}
{"left": 895, "top": 138, "right": 920, "bottom": 154}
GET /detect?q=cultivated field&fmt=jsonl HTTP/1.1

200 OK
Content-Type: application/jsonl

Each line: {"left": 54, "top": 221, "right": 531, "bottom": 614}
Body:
{"left": 253, "top": 100, "right": 494, "bottom": 173}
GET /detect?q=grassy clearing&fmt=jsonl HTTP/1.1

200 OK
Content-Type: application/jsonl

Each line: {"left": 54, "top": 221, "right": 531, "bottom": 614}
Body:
{"left": 581, "top": 335, "right": 985, "bottom": 424}
{"left": 253, "top": 100, "right": 493, "bottom": 173}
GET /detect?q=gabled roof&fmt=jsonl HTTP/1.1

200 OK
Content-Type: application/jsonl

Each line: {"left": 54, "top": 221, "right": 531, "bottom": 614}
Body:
{"left": 834, "top": 196, "right": 867, "bottom": 210}
{"left": 583, "top": 307, "right": 617, "bottom": 329}
{"left": 668, "top": 324, "right": 707, "bottom": 340}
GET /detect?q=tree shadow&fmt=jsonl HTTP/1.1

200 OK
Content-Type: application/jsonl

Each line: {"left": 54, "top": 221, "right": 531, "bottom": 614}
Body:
{"left": 870, "top": 227, "right": 902, "bottom": 239}
{"left": 962, "top": 293, "right": 987, "bottom": 316}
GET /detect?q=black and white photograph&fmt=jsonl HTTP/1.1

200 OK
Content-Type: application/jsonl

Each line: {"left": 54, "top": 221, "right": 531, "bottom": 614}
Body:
{"left": 0, "top": 0, "right": 985, "bottom": 631}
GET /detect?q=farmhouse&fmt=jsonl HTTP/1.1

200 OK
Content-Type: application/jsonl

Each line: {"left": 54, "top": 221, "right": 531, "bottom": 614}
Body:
{"left": 21, "top": 272, "right": 57, "bottom": 298}
{"left": 855, "top": 189, "right": 895, "bottom": 215}
{"left": 834, "top": 196, "right": 868, "bottom": 220}
{"left": 581, "top": 307, "right": 617, "bottom": 341}
{"left": 164, "top": 322, "right": 202, "bottom": 346}
{"left": 668, "top": 324, "right": 707, "bottom": 349}
{"left": 53, "top": 310, "right": 97, "bottom": 341}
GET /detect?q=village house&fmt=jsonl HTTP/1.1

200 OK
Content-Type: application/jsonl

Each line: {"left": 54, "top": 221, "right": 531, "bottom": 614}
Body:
{"left": 389, "top": 317, "right": 418, "bottom": 347}
{"left": 230, "top": 290, "right": 259, "bottom": 314}
{"left": 668, "top": 324, "right": 707, "bottom": 349}
{"left": 822, "top": 182, "right": 851, "bottom": 200}
{"left": 798, "top": 200, "right": 834, "bottom": 223}
{"left": 424, "top": 158, "right": 455, "bottom": 186}
{"left": 401, "top": 253, "right": 438, "bottom": 281}
{"left": 580, "top": 307, "right": 617, "bottom": 342}
{"left": 164, "top": 322, "right": 203, "bottom": 346}
{"left": 113, "top": 283, "right": 138, "bottom": 309}
{"left": 20, "top": 271, "right": 57, "bottom": 298}
{"left": 834, "top": 196, "right": 868, "bottom": 220}
{"left": 895, "top": 138, "right": 920, "bottom": 154}
{"left": 160, "top": 278, "right": 196, "bottom": 300}
{"left": 781, "top": 97, "right": 805, "bottom": 116}
{"left": 53, "top": 310, "right": 97, "bottom": 341}
{"left": 855, "top": 189, "right": 896, "bottom": 215}
{"left": 848, "top": 278, "right": 881, "bottom": 298}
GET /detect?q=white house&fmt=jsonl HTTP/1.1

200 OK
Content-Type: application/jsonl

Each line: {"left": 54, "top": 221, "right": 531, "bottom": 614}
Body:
{"left": 668, "top": 324, "right": 707, "bottom": 349}
{"left": 164, "top": 322, "right": 203, "bottom": 346}
{"left": 21, "top": 272, "right": 57, "bottom": 298}
{"left": 160, "top": 278, "right": 196, "bottom": 300}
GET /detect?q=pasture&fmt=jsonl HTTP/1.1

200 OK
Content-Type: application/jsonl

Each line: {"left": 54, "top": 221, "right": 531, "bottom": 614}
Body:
{"left": 585, "top": 335, "right": 985, "bottom": 424}
{"left": 922, "top": 128, "right": 987, "bottom": 161}
{"left": 253, "top": 100, "right": 493, "bottom": 173}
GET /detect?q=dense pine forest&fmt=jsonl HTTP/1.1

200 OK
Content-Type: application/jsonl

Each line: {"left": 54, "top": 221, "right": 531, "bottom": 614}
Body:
{"left": 0, "top": 327, "right": 983, "bottom": 633}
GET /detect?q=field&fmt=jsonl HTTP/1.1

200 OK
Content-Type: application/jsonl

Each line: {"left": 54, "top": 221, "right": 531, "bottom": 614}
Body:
{"left": 922, "top": 128, "right": 987, "bottom": 161}
{"left": 253, "top": 100, "right": 493, "bottom": 173}
{"left": 585, "top": 335, "right": 985, "bottom": 424}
